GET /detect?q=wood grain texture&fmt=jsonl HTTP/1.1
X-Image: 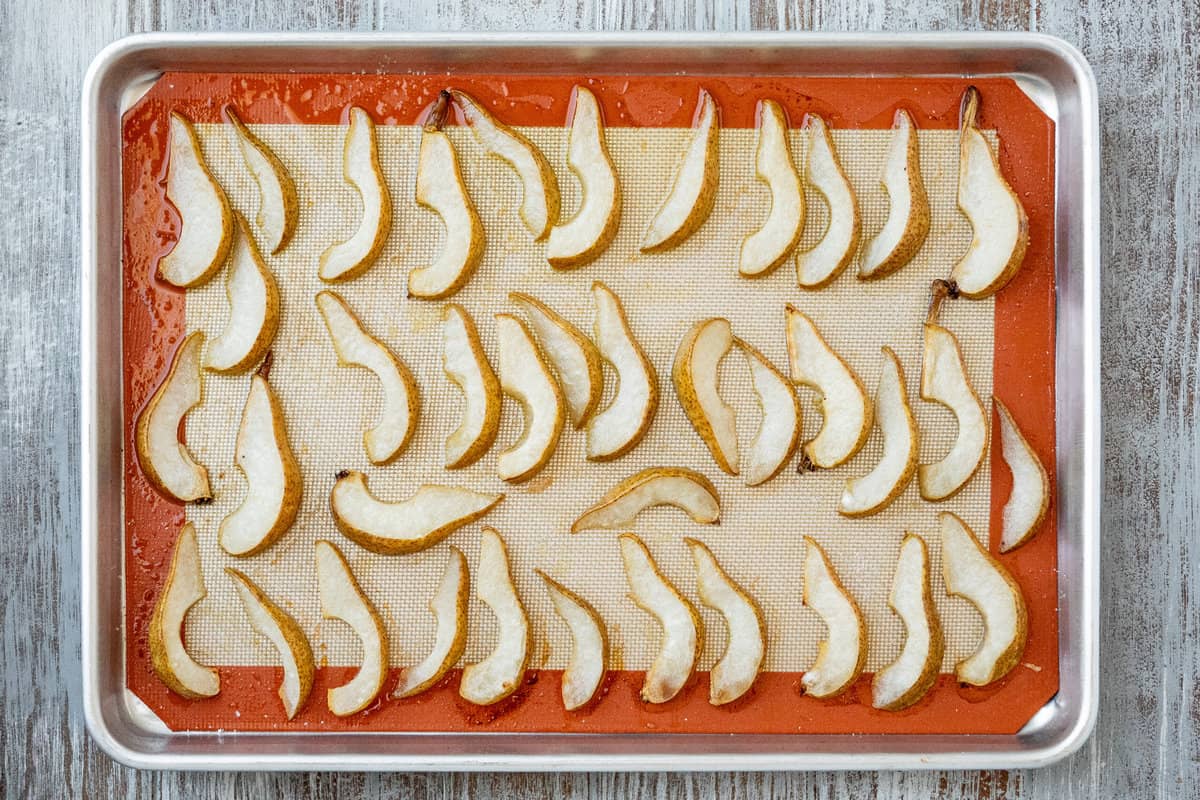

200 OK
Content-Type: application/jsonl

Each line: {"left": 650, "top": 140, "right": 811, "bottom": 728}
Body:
{"left": 0, "top": 0, "right": 1195, "bottom": 797}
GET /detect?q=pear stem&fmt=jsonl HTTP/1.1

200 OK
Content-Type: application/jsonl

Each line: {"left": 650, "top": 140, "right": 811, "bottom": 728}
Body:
{"left": 425, "top": 90, "right": 452, "bottom": 131}
{"left": 255, "top": 350, "right": 273, "bottom": 381}
{"left": 960, "top": 86, "right": 981, "bottom": 131}
{"left": 926, "top": 278, "right": 959, "bottom": 324}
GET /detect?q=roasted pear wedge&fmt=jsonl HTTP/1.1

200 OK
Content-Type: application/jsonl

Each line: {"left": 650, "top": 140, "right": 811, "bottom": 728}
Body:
{"left": 859, "top": 109, "right": 929, "bottom": 280}
{"left": 460, "top": 528, "right": 530, "bottom": 705}
{"left": 441, "top": 303, "right": 502, "bottom": 469}
{"left": 919, "top": 321, "right": 987, "bottom": 501}
{"left": 795, "top": 114, "right": 859, "bottom": 290}
{"left": 641, "top": 89, "right": 719, "bottom": 253}
{"left": 135, "top": 331, "right": 211, "bottom": 503}
{"left": 158, "top": 112, "right": 233, "bottom": 288}
{"left": 739, "top": 99, "right": 804, "bottom": 278}
{"left": 224, "top": 106, "right": 298, "bottom": 254}
{"left": 494, "top": 313, "right": 565, "bottom": 483}
{"left": 587, "top": 282, "right": 659, "bottom": 461}
{"left": 149, "top": 522, "right": 220, "bottom": 699}
{"left": 206, "top": 213, "right": 280, "bottom": 374}
{"left": 314, "top": 539, "right": 388, "bottom": 716}
{"left": 940, "top": 512, "right": 1028, "bottom": 685}
{"left": 995, "top": 398, "right": 1050, "bottom": 552}
{"left": 537, "top": 570, "right": 609, "bottom": 710}
{"left": 572, "top": 467, "right": 720, "bottom": 532}
{"left": 673, "top": 317, "right": 738, "bottom": 475}
{"left": 392, "top": 546, "right": 470, "bottom": 698}
{"left": 619, "top": 534, "right": 703, "bottom": 704}
{"left": 330, "top": 470, "right": 503, "bottom": 555}
{"left": 450, "top": 89, "right": 560, "bottom": 241}
{"left": 226, "top": 567, "right": 314, "bottom": 719}
{"left": 546, "top": 86, "right": 621, "bottom": 269}
{"left": 738, "top": 338, "right": 802, "bottom": 486}
{"left": 871, "top": 534, "right": 943, "bottom": 711}
{"left": 319, "top": 107, "right": 391, "bottom": 283}
{"left": 510, "top": 292, "right": 604, "bottom": 429}
{"left": 801, "top": 537, "right": 866, "bottom": 698}
{"left": 685, "top": 538, "right": 766, "bottom": 706}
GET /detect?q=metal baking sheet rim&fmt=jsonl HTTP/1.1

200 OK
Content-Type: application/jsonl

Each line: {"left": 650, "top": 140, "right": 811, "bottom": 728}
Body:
{"left": 79, "top": 31, "right": 1100, "bottom": 772}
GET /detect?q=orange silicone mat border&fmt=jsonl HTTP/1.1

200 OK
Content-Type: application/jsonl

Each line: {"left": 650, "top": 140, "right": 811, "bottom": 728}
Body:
{"left": 121, "top": 71, "right": 1057, "bottom": 735}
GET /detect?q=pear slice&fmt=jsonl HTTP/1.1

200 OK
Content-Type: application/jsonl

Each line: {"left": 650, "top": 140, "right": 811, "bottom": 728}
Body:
{"left": 641, "top": 90, "right": 719, "bottom": 253}
{"left": 205, "top": 213, "right": 280, "bottom": 374}
{"left": 441, "top": 303, "right": 501, "bottom": 469}
{"left": 918, "top": 322, "right": 987, "bottom": 501}
{"left": 135, "top": 331, "right": 211, "bottom": 503}
{"left": 950, "top": 87, "right": 1029, "bottom": 298}
{"left": 684, "top": 538, "right": 765, "bottom": 706}
{"left": 995, "top": 398, "right": 1050, "bottom": 552}
{"left": 494, "top": 313, "right": 565, "bottom": 483}
{"left": 330, "top": 470, "right": 504, "bottom": 555}
{"left": 673, "top": 317, "right": 738, "bottom": 475}
{"left": 460, "top": 527, "right": 530, "bottom": 705}
{"left": 586, "top": 281, "right": 659, "bottom": 461}
{"left": 218, "top": 370, "right": 302, "bottom": 557}
{"left": 859, "top": 109, "right": 930, "bottom": 280}
{"left": 510, "top": 292, "right": 603, "bottom": 428}
{"left": 871, "top": 534, "right": 943, "bottom": 711}
{"left": 537, "top": 570, "right": 609, "bottom": 710}
{"left": 801, "top": 537, "right": 866, "bottom": 698}
{"left": 546, "top": 86, "right": 621, "bottom": 269}
{"left": 795, "top": 114, "right": 860, "bottom": 290}
{"left": 315, "top": 290, "right": 420, "bottom": 465}
{"left": 785, "top": 307, "right": 871, "bottom": 469}
{"left": 737, "top": 338, "right": 802, "bottom": 487}
{"left": 940, "top": 512, "right": 1028, "bottom": 685}
{"left": 409, "top": 92, "right": 486, "bottom": 300}
{"left": 838, "top": 347, "right": 918, "bottom": 516}
{"left": 149, "top": 523, "right": 219, "bottom": 699}
{"left": 739, "top": 99, "right": 804, "bottom": 278}
{"left": 450, "top": 89, "right": 560, "bottom": 241}
{"left": 224, "top": 106, "right": 298, "bottom": 255}
{"left": 318, "top": 107, "right": 392, "bottom": 283}
{"left": 571, "top": 467, "right": 720, "bottom": 532}
{"left": 314, "top": 539, "right": 388, "bottom": 716}
{"left": 619, "top": 533, "right": 703, "bottom": 704}
{"left": 392, "top": 547, "right": 469, "bottom": 698}
{"left": 157, "top": 112, "right": 233, "bottom": 288}
{"left": 225, "top": 567, "right": 314, "bottom": 719}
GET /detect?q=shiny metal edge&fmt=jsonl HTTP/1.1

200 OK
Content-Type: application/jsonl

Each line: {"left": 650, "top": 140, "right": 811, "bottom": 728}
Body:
{"left": 80, "top": 31, "right": 1100, "bottom": 772}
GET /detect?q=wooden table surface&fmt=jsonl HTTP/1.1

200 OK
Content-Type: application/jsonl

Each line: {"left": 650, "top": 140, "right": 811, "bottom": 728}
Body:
{"left": 2, "top": 0, "right": 1195, "bottom": 796}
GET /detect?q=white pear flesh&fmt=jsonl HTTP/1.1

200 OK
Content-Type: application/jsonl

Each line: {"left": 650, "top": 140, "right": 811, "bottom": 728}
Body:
{"left": 451, "top": 89, "right": 560, "bottom": 241}
{"left": 441, "top": 303, "right": 501, "bottom": 469}
{"left": 330, "top": 470, "right": 503, "bottom": 555}
{"left": 158, "top": 112, "right": 232, "bottom": 288}
{"left": 801, "top": 537, "right": 866, "bottom": 698}
{"left": 314, "top": 540, "right": 388, "bottom": 716}
{"left": 206, "top": 213, "right": 280, "bottom": 374}
{"left": 918, "top": 322, "right": 987, "bottom": 501}
{"left": 859, "top": 109, "right": 929, "bottom": 280}
{"left": 218, "top": 374, "right": 302, "bottom": 557}
{"left": 460, "top": 528, "right": 530, "bottom": 705}
{"left": 586, "top": 282, "right": 659, "bottom": 461}
{"left": 685, "top": 538, "right": 765, "bottom": 706}
{"left": 510, "top": 292, "right": 603, "bottom": 428}
{"left": 538, "top": 570, "right": 608, "bottom": 710}
{"left": 572, "top": 467, "right": 720, "bottom": 532}
{"left": 737, "top": 339, "right": 801, "bottom": 486}
{"left": 619, "top": 534, "right": 702, "bottom": 704}
{"left": 319, "top": 107, "right": 391, "bottom": 283}
{"left": 795, "top": 115, "right": 859, "bottom": 290}
{"left": 226, "top": 567, "right": 314, "bottom": 719}
{"left": 135, "top": 331, "right": 211, "bottom": 502}
{"left": 950, "top": 90, "right": 1029, "bottom": 298}
{"left": 149, "top": 523, "right": 219, "bottom": 699}
{"left": 673, "top": 317, "right": 738, "bottom": 475}
{"left": 641, "top": 90, "right": 719, "bottom": 253}
{"left": 393, "top": 547, "right": 469, "bottom": 698}
{"left": 225, "top": 107, "right": 298, "bottom": 254}
{"left": 871, "top": 534, "right": 943, "bottom": 711}
{"left": 785, "top": 307, "right": 871, "bottom": 469}
{"left": 316, "top": 290, "right": 419, "bottom": 465}
{"left": 740, "top": 99, "right": 804, "bottom": 277}
{"left": 409, "top": 128, "right": 485, "bottom": 299}
{"left": 546, "top": 86, "right": 621, "bottom": 269}
{"left": 494, "top": 313, "right": 565, "bottom": 483}
{"left": 995, "top": 398, "right": 1050, "bottom": 552}
{"left": 940, "top": 512, "right": 1028, "bottom": 685}
{"left": 839, "top": 347, "right": 918, "bottom": 516}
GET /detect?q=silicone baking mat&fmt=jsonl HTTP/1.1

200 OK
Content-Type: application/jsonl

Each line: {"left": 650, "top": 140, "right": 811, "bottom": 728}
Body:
{"left": 121, "top": 73, "right": 1058, "bottom": 735}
